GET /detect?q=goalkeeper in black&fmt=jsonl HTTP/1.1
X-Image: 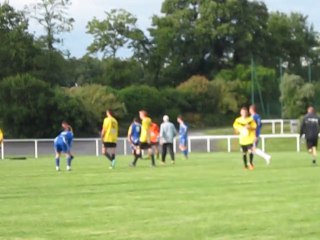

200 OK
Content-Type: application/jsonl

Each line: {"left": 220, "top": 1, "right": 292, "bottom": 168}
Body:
{"left": 300, "top": 106, "right": 320, "bottom": 165}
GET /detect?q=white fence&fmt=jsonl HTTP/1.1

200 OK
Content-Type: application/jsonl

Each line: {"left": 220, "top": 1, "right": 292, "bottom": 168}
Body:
{"left": 261, "top": 119, "right": 299, "bottom": 134}
{"left": 0, "top": 134, "right": 302, "bottom": 159}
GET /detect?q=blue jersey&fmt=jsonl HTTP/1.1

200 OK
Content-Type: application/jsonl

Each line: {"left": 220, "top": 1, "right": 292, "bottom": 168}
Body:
{"left": 129, "top": 122, "right": 141, "bottom": 145}
{"left": 54, "top": 130, "right": 73, "bottom": 152}
{"left": 179, "top": 122, "right": 188, "bottom": 139}
{"left": 252, "top": 113, "right": 262, "bottom": 137}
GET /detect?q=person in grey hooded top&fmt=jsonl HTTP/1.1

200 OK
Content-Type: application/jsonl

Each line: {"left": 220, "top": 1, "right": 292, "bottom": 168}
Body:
{"left": 160, "top": 115, "right": 177, "bottom": 164}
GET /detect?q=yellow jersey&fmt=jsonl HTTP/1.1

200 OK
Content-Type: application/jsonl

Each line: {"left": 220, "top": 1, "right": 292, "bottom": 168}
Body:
{"left": 233, "top": 116, "right": 257, "bottom": 145}
{"left": 140, "top": 117, "right": 152, "bottom": 143}
{"left": 0, "top": 129, "right": 3, "bottom": 143}
{"left": 102, "top": 116, "right": 118, "bottom": 143}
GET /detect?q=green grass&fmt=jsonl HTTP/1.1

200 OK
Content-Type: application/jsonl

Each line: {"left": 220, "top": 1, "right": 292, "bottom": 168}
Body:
{"left": 0, "top": 153, "right": 320, "bottom": 240}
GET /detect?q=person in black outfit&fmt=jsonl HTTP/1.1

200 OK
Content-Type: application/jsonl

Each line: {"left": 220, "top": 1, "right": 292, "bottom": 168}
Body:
{"left": 300, "top": 106, "right": 320, "bottom": 165}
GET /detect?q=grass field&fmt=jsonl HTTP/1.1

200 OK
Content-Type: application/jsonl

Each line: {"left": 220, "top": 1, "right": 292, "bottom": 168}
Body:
{"left": 0, "top": 152, "right": 320, "bottom": 240}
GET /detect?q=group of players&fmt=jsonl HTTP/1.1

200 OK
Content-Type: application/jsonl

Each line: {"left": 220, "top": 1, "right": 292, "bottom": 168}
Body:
{"left": 53, "top": 110, "right": 189, "bottom": 171}
{"left": 53, "top": 105, "right": 320, "bottom": 171}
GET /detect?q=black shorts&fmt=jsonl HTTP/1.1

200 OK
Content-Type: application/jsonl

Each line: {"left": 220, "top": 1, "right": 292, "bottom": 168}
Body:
{"left": 140, "top": 142, "right": 151, "bottom": 150}
{"left": 241, "top": 144, "right": 253, "bottom": 153}
{"left": 306, "top": 138, "right": 318, "bottom": 149}
{"left": 103, "top": 142, "right": 117, "bottom": 148}
{"left": 151, "top": 142, "right": 159, "bottom": 146}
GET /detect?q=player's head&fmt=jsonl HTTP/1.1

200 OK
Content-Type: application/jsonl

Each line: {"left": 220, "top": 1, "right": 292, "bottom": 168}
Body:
{"left": 139, "top": 110, "right": 147, "bottom": 119}
{"left": 177, "top": 115, "right": 183, "bottom": 124}
{"left": 240, "top": 107, "right": 249, "bottom": 118}
{"left": 61, "top": 121, "right": 71, "bottom": 131}
{"left": 133, "top": 117, "right": 139, "bottom": 123}
{"left": 249, "top": 104, "right": 257, "bottom": 115}
{"left": 163, "top": 115, "right": 169, "bottom": 122}
{"left": 106, "top": 109, "right": 113, "bottom": 117}
{"left": 308, "top": 106, "right": 315, "bottom": 114}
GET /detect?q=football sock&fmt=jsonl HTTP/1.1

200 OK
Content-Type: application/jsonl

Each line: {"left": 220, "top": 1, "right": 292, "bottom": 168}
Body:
{"left": 151, "top": 154, "right": 155, "bottom": 166}
{"left": 111, "top": 154, "right": 116, "bottom": 168}
{"left": 249, "top": 153, "right": 254, "bottom": 165}
{"left": 55, "top": 158, "right": 60, "bottom": 167}
{"left": 255, "top": 148, "right": 271, "bottom": 162}
{"left": 182, "top": 150, "right": 188, "bottom": 158}
{"left": 67, "top": 156, "right": 72, "bottom": 167}
{"left": 132, "top": 156, "right": 139, "bottom": 165}
{"left": 105, "top": 152, "right": 112, "bottom": 161}
{"left": 243, "top": 154, "right": 247, "bottom": 167}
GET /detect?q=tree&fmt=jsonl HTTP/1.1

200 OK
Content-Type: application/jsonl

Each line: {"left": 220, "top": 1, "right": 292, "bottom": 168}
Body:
{"left": 147, "top": 0, "right": 270, "bottom": 86}
{"left": 66, "top": 84, "right": 126, "bottom": 133}
{"left": 0, "top": 74, "right": 62, "bottom": 137}
{"left": 27, "top": 0, "right": 74, "bottom": 51}
{"left": 86, "top": 9, "right": 141, "bottom": 58}
{"left": 280, "top": 74, "right": 315, "bottom": 118}
{"left": 266, "top": 12, "right": 319, "bottom": 70}
{"left": 0, "top": 2, "right": 38, "bottom": 80}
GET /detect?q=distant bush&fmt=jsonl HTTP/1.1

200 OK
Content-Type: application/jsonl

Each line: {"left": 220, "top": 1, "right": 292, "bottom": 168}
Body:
{"left": 118, "top": 85, "right": 165, "bottom": 118}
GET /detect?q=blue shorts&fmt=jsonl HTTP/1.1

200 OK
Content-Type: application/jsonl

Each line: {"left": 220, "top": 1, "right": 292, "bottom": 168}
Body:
{"left": 54, "top": 142, "right": 69, "bottom": 153}
{"left": 179, "top": 137, "right": 188, "bottom": 147}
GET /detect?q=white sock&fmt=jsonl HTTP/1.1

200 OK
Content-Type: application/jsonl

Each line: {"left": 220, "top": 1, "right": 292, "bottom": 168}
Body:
{"left": 255, "top": 148, "right": 271, "bottom": 164}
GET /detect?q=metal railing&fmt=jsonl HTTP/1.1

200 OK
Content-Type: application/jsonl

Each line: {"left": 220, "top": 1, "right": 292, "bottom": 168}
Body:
{"left": 0, "top": 134, "right": 301, "bottom": 159}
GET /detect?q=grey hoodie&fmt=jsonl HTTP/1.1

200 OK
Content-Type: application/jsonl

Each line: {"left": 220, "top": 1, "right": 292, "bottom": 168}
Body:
{"left": 160, "top": 121, "right": 177, "bottom": 143}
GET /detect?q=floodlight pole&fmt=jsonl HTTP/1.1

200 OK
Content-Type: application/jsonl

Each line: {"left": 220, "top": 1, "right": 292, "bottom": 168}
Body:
{"left": 251, "top": 56, "right": 255, "bottom": 104}
{"left": 279, "top": 57, "right": 283, "bottom": 118}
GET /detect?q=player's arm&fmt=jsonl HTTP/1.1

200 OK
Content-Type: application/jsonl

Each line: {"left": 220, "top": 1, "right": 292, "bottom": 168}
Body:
{"left": 233, "top": 119, "right": 241, "bottom": 134}
{"left": 0, "top": 129, "right": 3, "bottom": 143}
{"left": 250, "top": 120, "right": 257, "bottom": 130}
{"left": 127, "top": 125, "right": 133, "bottom": 143}
{"left": 101, "top": 119, "right": 109, "bottom": 140}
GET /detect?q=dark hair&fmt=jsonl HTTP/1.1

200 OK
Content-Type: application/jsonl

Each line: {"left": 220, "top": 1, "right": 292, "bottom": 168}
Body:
{"left": 177, "top": 115, "right": 183, "bottom": 120}
{"left": 241, "top": 107, "right": 248, "bottom": 111}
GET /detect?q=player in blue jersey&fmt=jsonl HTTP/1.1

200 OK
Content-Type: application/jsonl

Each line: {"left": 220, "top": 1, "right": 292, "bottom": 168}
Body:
{"left": 54, "top": 121, "right": 74, "bottom": 171}
{"left": 249, "top": 105, "right": 271, "bottom": 165}
{"left": 177, "top": 115, "right": 188, "bottom": 159}
{"left": 128, "top": 118, "right": 142, "bottom": 164}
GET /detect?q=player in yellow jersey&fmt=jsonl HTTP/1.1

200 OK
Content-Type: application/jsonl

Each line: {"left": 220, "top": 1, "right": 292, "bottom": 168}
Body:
{"left": 0, "top": 128, "right": 3, "bottom": 156}
{"left": 233, "top": 107, "right": 257, "bottom": 170}
{"left": 101, "top": 110, "right": 118, "bottom": 169}
{"left": 0, "top": 128, "right": 3, "bottom": 144}
{"left": 130, "top": 110, "right": 156, "bottom": 167}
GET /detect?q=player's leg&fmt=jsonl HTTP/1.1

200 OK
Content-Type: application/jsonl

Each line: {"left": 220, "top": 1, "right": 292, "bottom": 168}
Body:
{"left": 168, "top": 143, "right": 175, "bottom": 164}
{"left": 179, "top": 138, "right": 188, "bottom": 159}
{"left": 109, "top": 145, "right": 117, "bottom": 169}
{"left": 54, "top": 142, "right": 62, "bottom": 171}
{"left": 66, "top": 152, "right": 73, "bottom": 171}
{"left": 131, "top": 144, "right": 142, "bottom": 167}
{"left": 154, "top": 143, "right": 160, "bottom": 160}
{"left": 241, "top": 145, "right": 248, "bottom": 169}
{"left": 312, "top": 146, "right": 317, "bottom": 164}
{"left": 311, "top": 138, "right": 317, "bottom": 165}
{"left": 248, "top": 146, "right": 254, "bottom": 170}
{"left": 148, "top": 144, "right": 156, "bottom": 167}
{"left": 253, "top": 138, "right": 271, "bottom": 165}
{"left": 161, "top": 143, "right": 167, "bottom": 164}
{"left": 55, "top": 151, "right": 61, "bottom": 171}
{"left": 306, "top": 139, "right": 317, "bottom": 165}
{"left": 102, "top": 143, "right": 112, "bottom": 161}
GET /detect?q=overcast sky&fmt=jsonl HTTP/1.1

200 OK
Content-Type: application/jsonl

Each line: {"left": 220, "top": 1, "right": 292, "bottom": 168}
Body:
{"left": 6, "top": 0, "right": 320, "bottom": 58}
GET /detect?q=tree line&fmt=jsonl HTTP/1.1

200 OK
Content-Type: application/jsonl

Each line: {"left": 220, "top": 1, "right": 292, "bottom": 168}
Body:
{"left": 0, "top": 0, "right": 319, "bottom": 138}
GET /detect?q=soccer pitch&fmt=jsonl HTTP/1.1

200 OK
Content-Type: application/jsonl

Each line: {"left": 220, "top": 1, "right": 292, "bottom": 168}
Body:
{"left": 0, "top": 152, "right": 319, "bottom": 240}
